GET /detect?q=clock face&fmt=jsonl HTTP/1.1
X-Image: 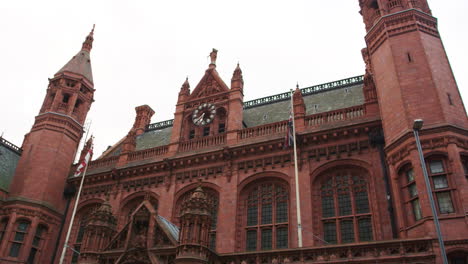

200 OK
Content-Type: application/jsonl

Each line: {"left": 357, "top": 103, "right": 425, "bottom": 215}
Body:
{"left": 192, "top": 103, "right": 216, "bottom": 126}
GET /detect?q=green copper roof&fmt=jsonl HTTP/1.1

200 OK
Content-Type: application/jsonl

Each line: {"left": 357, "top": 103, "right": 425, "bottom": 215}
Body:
{"left": 0, "top": 138, "right": 21, "bottom": 192}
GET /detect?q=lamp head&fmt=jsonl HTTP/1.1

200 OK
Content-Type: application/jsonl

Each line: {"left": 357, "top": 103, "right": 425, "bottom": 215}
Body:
{"left": 413, "top": 119, "right": 424, "bottom": 131}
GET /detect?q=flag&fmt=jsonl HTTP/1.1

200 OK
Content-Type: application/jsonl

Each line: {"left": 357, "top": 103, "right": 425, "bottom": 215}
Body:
{"left": 284, "top": 111, "right": 294, "bottom": 148}
{"left": 74, "top": 145, "right": 93, "bottom": 177}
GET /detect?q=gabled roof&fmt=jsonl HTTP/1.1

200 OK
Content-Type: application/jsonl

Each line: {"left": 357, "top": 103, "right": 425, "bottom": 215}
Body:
{"left": 189, "top": 67, "right": 230, "bottom": 98}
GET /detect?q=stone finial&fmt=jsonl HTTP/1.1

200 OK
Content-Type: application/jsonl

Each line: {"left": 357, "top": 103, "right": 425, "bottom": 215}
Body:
{"left": 293, "top": 85, "right": 305, "bottom": 118}
{"left": 231, "top": 63, "right": 244, "bottom": 91}
{"left": 209, "top": 48, "right": 218, "bottom": 65}
{"left": 178, "top": 77, "right": 190, "bottom": 101}
{"left": 82, "top": 24, "right": 95, "bottom": 52}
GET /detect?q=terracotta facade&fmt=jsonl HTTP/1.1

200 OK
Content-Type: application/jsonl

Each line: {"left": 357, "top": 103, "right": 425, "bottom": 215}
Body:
{"left": 1, "top": 1, "right": 468, "bottom": 264}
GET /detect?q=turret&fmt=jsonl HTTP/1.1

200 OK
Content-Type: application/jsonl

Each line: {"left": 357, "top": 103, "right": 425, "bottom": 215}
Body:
{"left": 175, "top": 186, "right": 213, "bottom": 264}
{"left": 78, "top": 201, "right": 117, "bottom": 264}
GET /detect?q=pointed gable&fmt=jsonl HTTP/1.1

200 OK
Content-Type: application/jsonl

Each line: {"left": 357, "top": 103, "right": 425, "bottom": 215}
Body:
{"left": 189, "top": 68, "right": 230, "bottom": 99}
{"left": 105, "top": 200, "right": 179, "bottom": 254}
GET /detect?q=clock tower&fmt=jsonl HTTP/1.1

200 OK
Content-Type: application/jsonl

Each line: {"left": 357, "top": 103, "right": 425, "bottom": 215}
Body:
{"left": 169, "top": 49, "right": 244, "bottom": 154}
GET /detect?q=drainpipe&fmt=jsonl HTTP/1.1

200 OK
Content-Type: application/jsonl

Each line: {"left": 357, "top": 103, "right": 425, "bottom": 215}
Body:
{"left": 369, "top": 130, "right": 398, "bottom": 239}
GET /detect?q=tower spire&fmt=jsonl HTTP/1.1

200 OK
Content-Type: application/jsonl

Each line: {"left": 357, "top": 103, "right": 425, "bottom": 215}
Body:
{"left": 82, "top": 24, "right": 95, "bottom": 52}
{"left": 55, "top": 26, "right": 95, "bottom": 83}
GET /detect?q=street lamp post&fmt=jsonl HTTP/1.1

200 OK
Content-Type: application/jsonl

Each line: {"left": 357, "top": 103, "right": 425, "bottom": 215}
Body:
{"left": 413, "top": 119, "right": 448, "bottom": 264}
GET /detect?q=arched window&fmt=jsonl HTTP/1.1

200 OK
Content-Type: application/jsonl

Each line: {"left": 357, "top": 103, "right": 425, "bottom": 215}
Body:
{"left": 426, "top": 157, "right": 455, "bottom": 214}
{"left": 175, "top": 188, "right": 219, "bottom": 250}
{"left": 243, "top": 181, "right": 289, "bottom": 251}
{"left": 0, "top": 218, "right": 8, "bottom": 243}
{"left": 120, "top": 195, "right": 159, "bottom": 225}
{"left": 399, "top": 164, "right": 422, "bottom": 223}
{"left": 9, "top": 220, "right": 31, "bottom": 257}
{"left": 320, "top": 169, "right": 372, "bottom": 244}
{"left": 27, "top": 224, "right": 47, "bottom": 264}
{"left": 448, "top": 250, "right": 468, "bottom": 264}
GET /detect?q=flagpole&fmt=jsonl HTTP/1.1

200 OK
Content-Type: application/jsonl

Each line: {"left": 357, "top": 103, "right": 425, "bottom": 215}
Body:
{"left": 290, "top": 88, "right": 303, "bottom": 248}
{"left": 58, "top": 134, "right": 93, "bottom": 264}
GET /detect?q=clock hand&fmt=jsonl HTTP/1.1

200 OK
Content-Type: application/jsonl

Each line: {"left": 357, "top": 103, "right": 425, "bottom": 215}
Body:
{"left": 195, "top": 112, "right": 205, "bottom": 124}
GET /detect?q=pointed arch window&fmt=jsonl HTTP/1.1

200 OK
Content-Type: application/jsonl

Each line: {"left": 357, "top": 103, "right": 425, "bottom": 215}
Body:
{"left": 244, "top": 182, "right": 289, "bottom": 251}
{"left": 9, "top": 220, "right": 31, "bottom": 257}
{"left": 320, "top": 170, "right": 373, "bottom": 244}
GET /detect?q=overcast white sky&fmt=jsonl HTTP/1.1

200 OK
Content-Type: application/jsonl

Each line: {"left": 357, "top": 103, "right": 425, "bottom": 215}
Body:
{"left": 1, "top": 0, "right": 467, "bottom": 158}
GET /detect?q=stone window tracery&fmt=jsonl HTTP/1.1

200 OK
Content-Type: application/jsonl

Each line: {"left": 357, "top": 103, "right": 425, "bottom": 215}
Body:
{"left": 320, "top": 169, "right": 373, "bottom": 244}
{"left": 9, "top": 219, "right": 31, "bottom": 258}
{"left": 243, "top": 181, "right": 289, "bottom": 251}
{"left": 175, "top": 187, "right": 219, "bottom": 250}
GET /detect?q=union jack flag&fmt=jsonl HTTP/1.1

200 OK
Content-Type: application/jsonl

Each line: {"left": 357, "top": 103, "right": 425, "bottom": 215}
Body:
{"left": 74, "top": 145, "right": 93, "bottom": 177}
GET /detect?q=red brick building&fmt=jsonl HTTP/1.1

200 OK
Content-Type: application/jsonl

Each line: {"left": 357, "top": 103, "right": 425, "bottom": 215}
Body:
{"left": 1, "top": 0, "right": 468, "bottom": 263}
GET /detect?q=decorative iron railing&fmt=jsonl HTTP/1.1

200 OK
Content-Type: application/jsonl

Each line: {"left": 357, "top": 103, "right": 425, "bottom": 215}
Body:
{"left": 0, "top": 136, "right": 22, "bottom": 154}
{"left": 146, "top": 119, "right": 174, "bottom": 131}
{"left": 144, "top": 76, "right": 364, "bottom": 132}
{"left": 244, "top": 75, "right": 364, "bottom": 109}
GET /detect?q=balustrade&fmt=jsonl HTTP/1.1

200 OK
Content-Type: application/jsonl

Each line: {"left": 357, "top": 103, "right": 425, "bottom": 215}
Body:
{"left": 306, "top": 105, "right": 366, "bottom": 128}
{"left": 219, "top": 238, "right": 434, "bottom": 264}
{"left": 88, "top": 156, "right": 118, "bottom": 170}
{"left": 238, "top": 120, "right": 288, "bottom": 140}
{"left": 179, "top": 134, "right": 226, "bottom": 152}
{"left": 127, "top": 145, "right": 169, "bottom": 161}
